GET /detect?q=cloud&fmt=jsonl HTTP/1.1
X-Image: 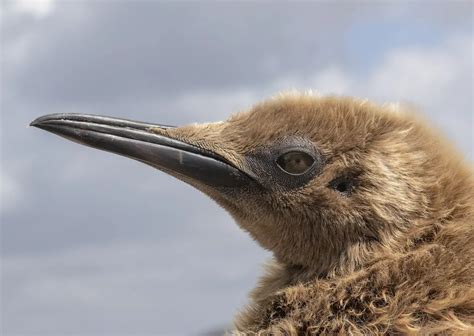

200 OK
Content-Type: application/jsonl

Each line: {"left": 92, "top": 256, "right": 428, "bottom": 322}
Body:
{"left": 1, "top": 2, "right": 472, "bottom": 335}
{"left": 4, "top": 1, "right": 472, "bottom": 108}
{"left": 10, "top": 0, "right": 55, "bottom": 18}
{"left": 4, "top": 30, "right": 472, "bottom": 333}
{"left": 2, "top": 239, "right": 266, "bottom": 334}
{"left": 1, "top": 1, "right": 354, "bottom": 106}
{"left": 158, "top": 32, "right": 473, "bottom": 159}
{"left": 257, "top": 34, "right": 474, "bottom": 158}
{"left": 366, "top": 35, "right": 472, "bottom": 100}
{"left": 0, "top": 169, "right": 22, "bottom": 213}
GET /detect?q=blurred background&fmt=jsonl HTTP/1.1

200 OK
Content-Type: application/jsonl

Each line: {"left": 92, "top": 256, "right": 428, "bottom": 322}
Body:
{"left": 1, "top": 1, "right": 472, "bottom": 335}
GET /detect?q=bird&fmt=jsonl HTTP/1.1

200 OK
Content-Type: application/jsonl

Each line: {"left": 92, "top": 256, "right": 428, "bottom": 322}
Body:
{"left": 31, "top": 92, "right": 473, "bottom": 335}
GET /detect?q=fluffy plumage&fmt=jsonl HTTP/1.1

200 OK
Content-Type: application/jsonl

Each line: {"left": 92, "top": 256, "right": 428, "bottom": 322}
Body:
{"left": 158, "top": 93, "right": 473, "bottom": 335}
{"left": 33, "top": 92, "right": 473, "bottom": 334}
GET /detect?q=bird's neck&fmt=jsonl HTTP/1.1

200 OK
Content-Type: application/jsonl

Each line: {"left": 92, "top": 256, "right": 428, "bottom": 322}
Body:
{"left": 247, "top": 259, "right": 323, "bottom": 304}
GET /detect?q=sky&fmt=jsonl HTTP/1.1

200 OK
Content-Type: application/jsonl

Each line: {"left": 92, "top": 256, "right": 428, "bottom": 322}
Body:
{"left": 1, "top": 1, "right": 473, "bottom": 335}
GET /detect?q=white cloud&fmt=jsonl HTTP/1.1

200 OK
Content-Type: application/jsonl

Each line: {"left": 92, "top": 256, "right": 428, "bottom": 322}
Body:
{"left": 271, "top": 34, "right": 473, "bottom": 106}
{"left": 173, "top": 33, "right": 472, "bottom": 108}
{"left": 11, "top": 0, "right": 55, "bottom": 18}
{"left": 1, "top": 0, "right": 56, "bottom": 67}
{"left": 366, "top": 35, "right": 472, "bottom": 104}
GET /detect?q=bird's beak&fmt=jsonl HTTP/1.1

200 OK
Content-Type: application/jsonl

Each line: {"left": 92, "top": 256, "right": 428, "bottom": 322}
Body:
{"left": 30, "top": 113, "right": 251, "bottom": 188}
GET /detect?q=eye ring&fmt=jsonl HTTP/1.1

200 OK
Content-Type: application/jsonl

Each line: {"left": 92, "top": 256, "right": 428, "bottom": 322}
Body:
{"left": 276, "top": 150, "right": 316, "bottom": 175}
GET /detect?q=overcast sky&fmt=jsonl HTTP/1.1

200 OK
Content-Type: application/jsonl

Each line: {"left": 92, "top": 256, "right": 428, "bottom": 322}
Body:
{"left": 1, "top": 1, "right": 473, "bottom": 335}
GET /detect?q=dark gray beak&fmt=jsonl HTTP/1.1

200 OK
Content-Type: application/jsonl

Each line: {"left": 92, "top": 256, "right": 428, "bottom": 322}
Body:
{"left": 30, "top": 113, "right": 251, "bottom": 188}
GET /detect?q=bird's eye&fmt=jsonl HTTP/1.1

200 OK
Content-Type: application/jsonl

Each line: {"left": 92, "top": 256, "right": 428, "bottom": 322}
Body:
{"left": 276, "top": 151, "right": 315, "bottom": 175}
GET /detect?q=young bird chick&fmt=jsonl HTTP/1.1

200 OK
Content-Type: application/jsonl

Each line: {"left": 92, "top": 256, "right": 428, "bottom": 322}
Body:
{"left": 31, "top": 93, "right": 474, "bottom": 335}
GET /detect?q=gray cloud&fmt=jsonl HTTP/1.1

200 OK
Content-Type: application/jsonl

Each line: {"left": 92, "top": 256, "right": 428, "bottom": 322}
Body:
{"left": 4, "top": 2, "right": 472, "bottom": 106}
{"left": 3, "top": 2, "right": 352, "bottom": 105}
{"left": 3, "top": 239, "right": 266, "bottom": 334}
{"left": 1, "top": 1, "right": 472, "bottom": 335}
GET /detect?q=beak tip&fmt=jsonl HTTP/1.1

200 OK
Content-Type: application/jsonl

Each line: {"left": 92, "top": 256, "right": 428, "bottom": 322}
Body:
{"left": 30, "top": 114, "right": 62, "bottom": 128}
{"left": 30, "top": 115, "right": 49, "bottom": 128}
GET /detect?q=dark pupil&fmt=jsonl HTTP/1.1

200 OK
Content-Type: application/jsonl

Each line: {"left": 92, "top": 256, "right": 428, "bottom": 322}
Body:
{"left": 336, "top": 181, "right": 350, "bottom": 193}
{"left": 277, "top": 151, "right": 314, "bottom": 175}
{"left": 329, "top": 177, "right": 355, "bottom": 195}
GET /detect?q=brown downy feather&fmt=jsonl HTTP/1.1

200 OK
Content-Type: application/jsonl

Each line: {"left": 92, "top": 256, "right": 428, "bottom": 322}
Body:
{"left": 156, "top": 93, "right": 473, "bottom": 335}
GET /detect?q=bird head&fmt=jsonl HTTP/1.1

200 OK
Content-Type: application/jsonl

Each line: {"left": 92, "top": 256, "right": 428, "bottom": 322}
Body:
{"left": 31, "top": 93, "right": 472, "bottom": 276}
